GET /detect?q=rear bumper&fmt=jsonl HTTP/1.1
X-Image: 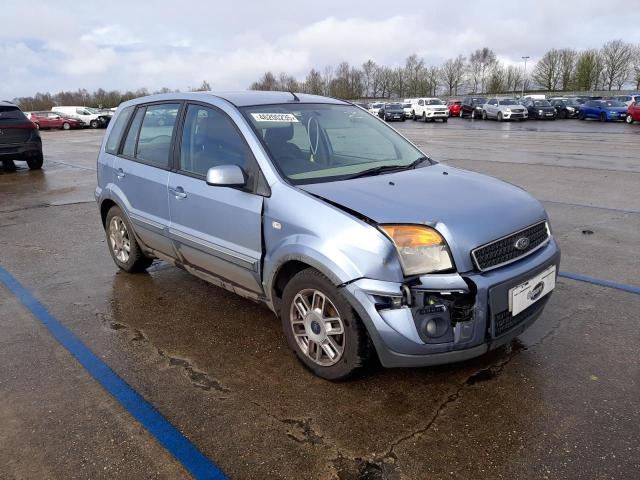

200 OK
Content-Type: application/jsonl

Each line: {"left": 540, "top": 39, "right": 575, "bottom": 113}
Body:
{"left": 0, "top": 141, "right": 42, "bottom": 160}
{"left": 342, "top": 237, "right": 560, "bottom": 368}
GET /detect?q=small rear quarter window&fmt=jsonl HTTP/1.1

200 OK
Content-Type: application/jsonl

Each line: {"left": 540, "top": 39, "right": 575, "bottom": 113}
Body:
{"left": 105, "top": 106, "right": 134, "bottom": 154}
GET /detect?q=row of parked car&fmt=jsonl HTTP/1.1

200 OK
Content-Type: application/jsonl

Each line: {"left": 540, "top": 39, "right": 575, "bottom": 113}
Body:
{"left": 24, "top": 106, "right": 114, "bottom": 130}
{"left": 365, "top": 93, "right": 640, "bottom": 124}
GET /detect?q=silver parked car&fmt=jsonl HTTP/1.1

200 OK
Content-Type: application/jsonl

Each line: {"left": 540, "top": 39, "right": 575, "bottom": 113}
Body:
{"left": 96, "top": 91, "right": 560, "bottom": 380}
{"left": 482, "top": 97, "right": 528, "bottom": 121}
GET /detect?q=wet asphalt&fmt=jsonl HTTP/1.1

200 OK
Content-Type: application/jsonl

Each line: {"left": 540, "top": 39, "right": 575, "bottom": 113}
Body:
{"left": 0, "top": 118, "right": 639, "bottom": 479}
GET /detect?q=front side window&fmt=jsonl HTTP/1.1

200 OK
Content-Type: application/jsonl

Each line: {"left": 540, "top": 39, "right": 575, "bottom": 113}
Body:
{"left": 105, "top": 106, "right": 134, "bottom": 154}
{"left": 136, "top": 103, "right": 180, "bottom": 168}
{"left": 179, "top": 104, "right": 254, "bottom": 177}
{"left": 242, "top": 103, "right": 428, "bottom": 184}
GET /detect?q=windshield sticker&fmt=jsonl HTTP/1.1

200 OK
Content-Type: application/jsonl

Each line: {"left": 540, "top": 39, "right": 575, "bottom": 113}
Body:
{"left": 251, "top": 113, "right": 299, "bottom": 123}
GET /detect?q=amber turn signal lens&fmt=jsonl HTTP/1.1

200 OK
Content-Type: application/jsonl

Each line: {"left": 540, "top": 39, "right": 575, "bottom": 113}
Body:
{"left": 380, "top": 225, "right": 444, "bottom": 248}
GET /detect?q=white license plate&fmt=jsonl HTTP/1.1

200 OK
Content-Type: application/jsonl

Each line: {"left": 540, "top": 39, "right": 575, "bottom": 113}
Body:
{"left": 509, "top": 265, "right": 556, "bottom": 316}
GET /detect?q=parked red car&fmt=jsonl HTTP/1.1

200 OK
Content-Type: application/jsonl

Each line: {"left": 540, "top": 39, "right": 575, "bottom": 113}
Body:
{"left": 447, "top": 99, "right": 462, "bottom": 117}
{"left": 626, "top": 102, "right": 640, "bottom": 124}
{"left": 27, "top": 111, "right": 83, "bottom": 130}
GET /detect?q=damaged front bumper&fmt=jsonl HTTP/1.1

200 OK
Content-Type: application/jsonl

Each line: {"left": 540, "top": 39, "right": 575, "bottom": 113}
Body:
{"left": 341, "top": 238, "right": 561, "bottom": 368}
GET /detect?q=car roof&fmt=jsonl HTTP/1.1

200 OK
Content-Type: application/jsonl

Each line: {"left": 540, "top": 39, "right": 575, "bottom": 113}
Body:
{"left": 0, "top": 100, "right": 19, "bottom": 108}
{"left": 121, "top": 91, "right": 349, "bottom": 109}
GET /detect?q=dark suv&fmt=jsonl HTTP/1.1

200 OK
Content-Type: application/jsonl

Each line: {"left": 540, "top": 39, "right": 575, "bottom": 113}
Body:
{"left": 460, "top": 96, "right": 487, "bottom": 119}
{"left": 0, "top": 101, "right": 43, "bottom": 171}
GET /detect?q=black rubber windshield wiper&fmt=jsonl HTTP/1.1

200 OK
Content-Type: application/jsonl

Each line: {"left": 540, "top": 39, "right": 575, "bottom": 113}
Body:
{"left": 342, "top": 156, "right": 434, "bottom": 180}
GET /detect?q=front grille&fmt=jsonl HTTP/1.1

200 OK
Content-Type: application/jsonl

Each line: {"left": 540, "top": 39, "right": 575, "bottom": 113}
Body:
{"left": 492, "top": 296, "right": 549, "bottom": 337}
{"left": 472, "top": 221, "right": 549, "bottom": 271}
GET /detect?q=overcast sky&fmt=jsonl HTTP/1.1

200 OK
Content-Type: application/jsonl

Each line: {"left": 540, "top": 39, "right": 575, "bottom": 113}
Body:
{"left": 2, "top": 0, "right": 640, "bottom": 99}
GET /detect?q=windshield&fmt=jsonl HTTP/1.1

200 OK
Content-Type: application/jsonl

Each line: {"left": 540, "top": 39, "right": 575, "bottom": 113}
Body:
{"left": 562, "top": 99, "right": 580, "bottom": 106}
{"left": 471, "top": 97, "right": 486, "bottom": 104}
{"left": 371, "top": 103, "right": 383, "bottom": 108}
{"left": 603, "top": 101, "right": 626, "bottom": 107}
{"left": 534, "top": 100, "right": 551, "bottom": 107}
{"left": 426, "top": 99, "right": 443, "bottom": 105}
{"left": 387, "top": 103, "right": 402, "bottom": 108}
{"left": 242, "top": 104, "right": 429, "bottom": 184}
{"left": 499, "top": 99, "right": 518, "bottom": 106}
{"left": 402, "top": 103, "right": 411, "bottom": 108}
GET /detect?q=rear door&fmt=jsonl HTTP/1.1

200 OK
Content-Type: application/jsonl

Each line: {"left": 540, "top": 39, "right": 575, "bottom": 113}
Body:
{"left": 167, "top": 102, "right": 264, "bottom": 294}
{"left": 112, "top": 102, "right": 182, "bottom": 256}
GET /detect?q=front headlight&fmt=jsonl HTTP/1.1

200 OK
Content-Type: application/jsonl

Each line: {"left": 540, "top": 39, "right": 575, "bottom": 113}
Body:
{"left": 538, "top": 109, "right": 544, "bottom": 114}
{"left": 505, "top": 108, "right": 511, "bottom": 113}
{"left": 380, "top": 225, "right": 453, "bottom": 275}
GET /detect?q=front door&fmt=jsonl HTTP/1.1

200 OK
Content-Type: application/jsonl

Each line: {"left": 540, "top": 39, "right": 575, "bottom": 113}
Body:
{"left": 168, "top": 103, "right": 264, "bottom": 294}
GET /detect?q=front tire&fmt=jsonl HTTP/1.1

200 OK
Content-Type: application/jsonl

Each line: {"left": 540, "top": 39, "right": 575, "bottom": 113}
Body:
{"left": 90, "top": 120, "right": 99, "bottom": 129}
{"left": 105, "top": 206, "right": 154, "bottom": 272}
{"left": 626, "top": 114, "right": 634, "bottom": 124}
{"left": 281, "top": 269, "right": 373, "bottom": 381}
{"left": 599, "top": 112, "right": 607, "bottom": 122}
{"left": 578, "top": 111, "right": 585, "bottom": 120}
{"left": 482, "top": 110, "right": 488, "bottom": 120}
{"left": 442, "top": 117, "right": 448, "bottom": 122}
{"left": 62, "top": 122, "right": 71, "bottom": 130}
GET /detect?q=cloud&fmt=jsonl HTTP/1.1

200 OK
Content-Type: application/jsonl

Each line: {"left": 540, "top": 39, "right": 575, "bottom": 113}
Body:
{"left": 1, "top": 0, "right": 639, "bottom": 99}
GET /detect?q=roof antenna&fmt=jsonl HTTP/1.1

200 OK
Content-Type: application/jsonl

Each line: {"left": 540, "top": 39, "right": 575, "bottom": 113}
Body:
{"left": 289, "top": 90, "right": 300, "bottom": 102}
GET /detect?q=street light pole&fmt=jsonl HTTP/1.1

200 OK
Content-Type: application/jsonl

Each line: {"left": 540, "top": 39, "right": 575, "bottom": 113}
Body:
{"left": 521, "top": 56, "right": 530, "bottom": 98}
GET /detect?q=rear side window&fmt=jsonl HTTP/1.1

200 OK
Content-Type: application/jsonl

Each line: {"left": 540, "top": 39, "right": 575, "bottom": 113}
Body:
{"left": 105, "top": 106, "right": 133, "bottom": 154}
{"left": 122, "top": 108, "right": 145, "bottom": 157}
{"left": 136, "top": 103, "right": 180, "bottom": 168}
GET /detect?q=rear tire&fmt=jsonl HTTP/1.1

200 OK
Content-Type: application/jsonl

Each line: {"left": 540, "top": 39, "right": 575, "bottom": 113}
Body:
{"left": 26, "top": 154, "right": 43, "bottom": 170}
{"left": 34, "top": 123, "right": 40, "bottom": 130}
{"left": 62, "top": 122, "right": 71, "bottom": 130}
{"left": 105, "top": 206, "right": 154, "bottom": 273}
{"left": 281, "top": 268, "right": 374, "bottom": 381}
{"left": 90, "top": 120, "right": 99, "bottom": 129}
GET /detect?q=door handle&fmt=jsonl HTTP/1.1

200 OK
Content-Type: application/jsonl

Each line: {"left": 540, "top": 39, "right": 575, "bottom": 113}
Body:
{"left": 115, "top": 168, "right": 125, "bottom": 179}
{"left": 169, "top": 186, "right": 187, "bottom": 199}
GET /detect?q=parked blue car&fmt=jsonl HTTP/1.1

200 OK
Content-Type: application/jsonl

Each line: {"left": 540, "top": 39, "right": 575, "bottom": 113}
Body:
{"left": 578, "top": 100, "right": 628, "bottom": 121}
{"left": 96, "top": 91, "right": 560, "bottom": 380}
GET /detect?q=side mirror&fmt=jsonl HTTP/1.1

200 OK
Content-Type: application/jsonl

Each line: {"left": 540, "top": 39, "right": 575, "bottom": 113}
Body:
{"left": 206, "top": 165, "right": 246, "bottom": 187}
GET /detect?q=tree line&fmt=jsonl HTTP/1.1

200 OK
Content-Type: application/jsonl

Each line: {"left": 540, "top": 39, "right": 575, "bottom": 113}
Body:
{"left": 13, "top": 81, "right": 212, "bottom": 112}
{"left": 250, "top": 40, "right": 640, "bottom": 99}
{"left": 12, "top": 39, "right": 640, "bottom": 111}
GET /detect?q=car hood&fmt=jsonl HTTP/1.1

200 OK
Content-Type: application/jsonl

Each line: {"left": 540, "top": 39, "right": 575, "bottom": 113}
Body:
{"left": 299, "top": 164, "right": 547, "bottom": 272}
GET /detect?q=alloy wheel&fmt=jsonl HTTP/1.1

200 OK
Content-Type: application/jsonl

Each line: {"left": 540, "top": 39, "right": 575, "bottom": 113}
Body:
{"left": 109, "top": 216, "right": 131, "bottom": 263}
{"left": 289, "top": 288, "right": 345, "bottom": 367}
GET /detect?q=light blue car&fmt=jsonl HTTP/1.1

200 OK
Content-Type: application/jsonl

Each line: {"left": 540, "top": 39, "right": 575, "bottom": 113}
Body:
{"left": 96, "top": 91, "right": 560, "bottom": 380}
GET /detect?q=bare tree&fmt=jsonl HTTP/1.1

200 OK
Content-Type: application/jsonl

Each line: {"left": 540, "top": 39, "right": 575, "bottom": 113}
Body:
{"left": 601, "top": 40, "right": 633, "bottom": 90}
{"left": 487, "top": 63, "right": 506, "bottom": 94}
{"left": 504, "top": 65, "right": 523, "bottom": 93}
{"left": 189, "top": 80, "right": 212, "bottom": 92}
{"left": 468, "top": 48, "right": 497, "bottom": 93}
{"left": 440, "top": 55, "right": 465, "bottom": 95}
{"left": 250, "top": 72, "right": 277, "bottom": 91}
{"left": 558, "top": 48, "right": 577, "bottom": 90}
{"left": 424, "top": 66, "right": 440, "bottom": 96}
{"left": 532, "top": 49, "right": 562, "bottom": 90}
{"left": 404, "top": 54, "right": 426, "bottom": 97}
{"left": 632, "top": 45, "right": 640, "bottom": 90}
{"left": 394, "top": 66, "right": 407, "bottom": 99}
{"left": 303, "top": 69, "right": 324, "bottom": 95}
{"left": 322, "top": 66, "right": 334, "bottom": 96}
{"left": 361, "top": 59, "right": 377, "bottom": 97}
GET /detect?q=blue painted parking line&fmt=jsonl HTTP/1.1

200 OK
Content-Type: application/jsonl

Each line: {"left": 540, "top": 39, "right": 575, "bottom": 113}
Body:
{"left": 559, "top": 271, "right": 640, "bottom": 295}
{"left": 0, "top": 265, "right": 228, "bottom": 480}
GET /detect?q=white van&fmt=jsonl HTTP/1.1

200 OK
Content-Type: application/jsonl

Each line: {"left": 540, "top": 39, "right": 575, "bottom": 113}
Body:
{"left": 51, "top": 106, "right": 107, "bottom": 128}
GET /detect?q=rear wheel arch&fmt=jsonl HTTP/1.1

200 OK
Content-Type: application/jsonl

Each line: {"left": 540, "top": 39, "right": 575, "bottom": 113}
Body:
{"left": 100, "top": 199, "right": 118, "bottom": 229}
